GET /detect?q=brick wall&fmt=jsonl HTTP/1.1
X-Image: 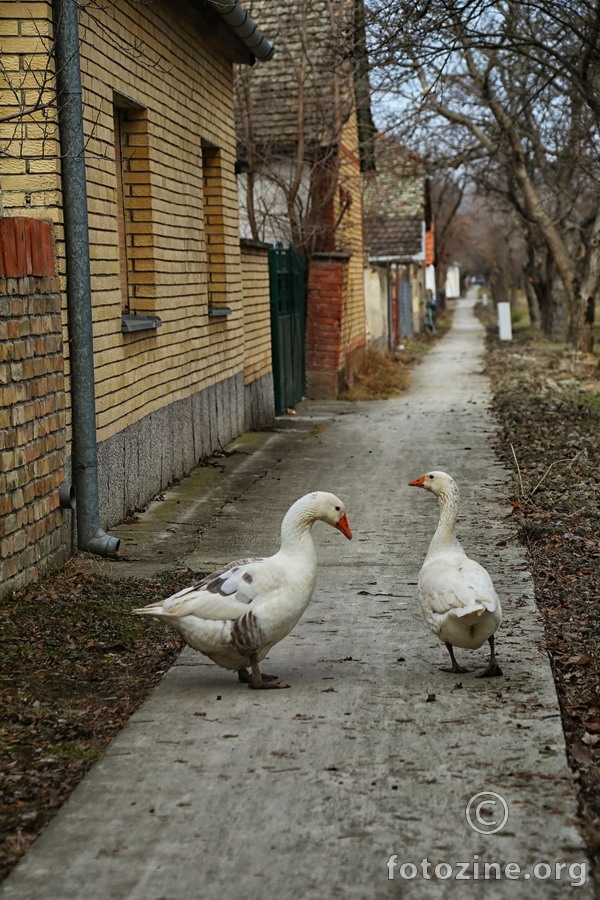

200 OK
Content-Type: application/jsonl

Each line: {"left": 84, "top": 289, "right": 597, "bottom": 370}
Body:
{"left": 305, "top": 252, "right": 348, "bottom": 399}
{"left": 1, "top": 1, "right": 248, "bottom": 450}
{"left": 240, "top": 239, "right": 275, "bottom": 429}
{"left": 77, "top": 0, "right": 245, "bottom": 447}
{"left": 336, "top": 113, "right": 367, "bottom": 369}
{"left": 234, "top": 0, "right": 355, "bottom": 148}
{"left": 0, "top": 217, "right": 68, "bottom": 599}
{"left": 240, "top": 239, "right": 272, "bottom": 386}
{"left": 0, "top": 3, "right": 59, "bottom": 215}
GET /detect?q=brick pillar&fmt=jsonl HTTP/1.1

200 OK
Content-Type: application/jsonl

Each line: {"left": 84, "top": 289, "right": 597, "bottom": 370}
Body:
{"left": 0, "top": 217, "right": 68, "bottom": 598}
{"left": 305, "top": 252, "right": 350, "bottom": 399}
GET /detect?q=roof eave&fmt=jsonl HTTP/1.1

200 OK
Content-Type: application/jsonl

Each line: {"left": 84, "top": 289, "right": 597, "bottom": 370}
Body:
{"left": 211, "top": 0, "right": 275, "bottom": 62}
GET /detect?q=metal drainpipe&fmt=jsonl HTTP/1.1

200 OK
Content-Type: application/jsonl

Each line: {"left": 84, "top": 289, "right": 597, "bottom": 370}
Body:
{"left": 53, "top": 0, "right": 120, "bottom": 557}
{"left": 388, "top": 264, "right": 394, "bottom": 352}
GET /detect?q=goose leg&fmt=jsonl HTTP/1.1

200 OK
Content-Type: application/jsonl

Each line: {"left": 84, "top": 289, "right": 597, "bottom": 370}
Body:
{"left": 477, "top": 635, "right": 503, "bottom": 678}
{"left": 441, "top": 642, "right": 469, "bottom": 674}
{"left": 248, "top": 654, "right": 290, "bottom": 690}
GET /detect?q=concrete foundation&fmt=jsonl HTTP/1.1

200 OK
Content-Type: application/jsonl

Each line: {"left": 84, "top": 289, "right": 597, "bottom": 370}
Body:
{"left": 89, "top": 372, "right": 274, "bottom": 535}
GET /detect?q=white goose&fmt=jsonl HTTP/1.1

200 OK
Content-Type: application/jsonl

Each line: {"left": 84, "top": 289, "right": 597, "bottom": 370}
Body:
{"left": 408, "top": 471, "right": 502, "bottom": 677}
{"left": 133, "top": 492, "right": 352, "bottom": 689}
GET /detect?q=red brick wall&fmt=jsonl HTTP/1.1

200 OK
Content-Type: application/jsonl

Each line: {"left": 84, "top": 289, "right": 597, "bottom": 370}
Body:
{"left": 305, "top": 253, "right": 348, "bottom": 399}
{"left": 0, "top": 218, "right": 68, "bottom": 598}
{"left": 425, "top": 224, "right": 435, "bottom": 266}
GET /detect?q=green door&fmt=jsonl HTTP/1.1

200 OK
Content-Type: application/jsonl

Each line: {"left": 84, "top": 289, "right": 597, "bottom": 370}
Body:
{"left": 269, "top": 244, "right": 306, "bottom": 415}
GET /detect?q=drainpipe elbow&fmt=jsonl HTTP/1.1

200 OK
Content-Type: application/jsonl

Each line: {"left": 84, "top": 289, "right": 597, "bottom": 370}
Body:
{"left": 83, "top": 529, "right": 121, "bottom": 558}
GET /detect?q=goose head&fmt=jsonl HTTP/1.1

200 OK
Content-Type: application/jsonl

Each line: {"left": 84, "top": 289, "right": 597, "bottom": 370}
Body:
{"left": 317, "top": 492, "right": 353, "bottom": 539}
{"left": 283, "top": 492, "right": 352, "bottom": 539}
{"left": 408, "top": 470, "right": 458, "bottom": 499}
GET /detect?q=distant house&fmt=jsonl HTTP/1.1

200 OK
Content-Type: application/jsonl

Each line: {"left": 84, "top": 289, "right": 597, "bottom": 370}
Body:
{"left": 363, "top": 134, "right": 435, "bottom": 347}
{"left": 234, "top": 0, "right": 376, "bottom": 403}
{"left": 0, "top": 0, "right": 275, "bottom": 596}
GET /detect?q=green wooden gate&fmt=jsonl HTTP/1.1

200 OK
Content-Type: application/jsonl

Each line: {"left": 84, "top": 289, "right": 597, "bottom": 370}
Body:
{"left": 269, "top": 244, "right": 306, "bottom": 415}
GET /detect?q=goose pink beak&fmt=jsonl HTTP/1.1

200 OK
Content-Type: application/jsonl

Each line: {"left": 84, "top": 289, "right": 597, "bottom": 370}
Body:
{"left": 336, "top": 514, "right": 352, "bottom": 540}
{"left": 408, "top": 475, "right": 426, "bottom": 487}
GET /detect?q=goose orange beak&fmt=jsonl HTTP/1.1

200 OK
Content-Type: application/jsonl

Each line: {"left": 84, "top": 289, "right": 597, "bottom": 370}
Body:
{"left": 336, "top": 514, "right": 352, "bottom": 539}
{"left": 408, "top": 475, "right": 426, "bottom": 487}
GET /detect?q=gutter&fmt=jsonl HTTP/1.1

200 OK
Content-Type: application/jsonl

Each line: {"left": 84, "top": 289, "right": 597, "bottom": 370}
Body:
{"left": 368, "top": 255, "right": 424, "bottom": 264}
{"left": 53, "top": 0, "right": 120, "bottom": 557}
{"left": 211, "top": 0, "right": 275, "bottom": 61}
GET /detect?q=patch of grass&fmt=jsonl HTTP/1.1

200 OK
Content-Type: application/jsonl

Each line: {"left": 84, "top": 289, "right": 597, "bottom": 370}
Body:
{"left": 341, "top": 349, "right": 413, "bottom": 400}
{"left": 580, "top": 392, "right": 600, "bottom": 412}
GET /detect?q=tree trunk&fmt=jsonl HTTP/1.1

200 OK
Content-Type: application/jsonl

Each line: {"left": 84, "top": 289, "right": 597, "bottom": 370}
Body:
{"left": 524, "top": 280, "right": 542, "bottom": 332}
{"left": 574, "top": 213, "right": 600, "bottom": 351}
{"left": 435, "top": 262, "right": 447, "bottom": 310}
{"left": 570, "top": 290, "right": 596, "bottom": 352}
{"left": 540, "top": 279, "right": 570, "bottom": 341}
{"left": 584, "top": 295, "right": 595, "bottom": 353}
{"left": 490, "top": 265, "right": 506, "bottom": 306}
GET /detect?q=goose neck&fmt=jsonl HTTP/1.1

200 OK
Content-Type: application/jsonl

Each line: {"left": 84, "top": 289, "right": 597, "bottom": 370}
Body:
{"left": 430, "top": 488, "right": 460, "bottom": 552}
{"left": 280, "top": 507, "right": 316, "bottom": 553}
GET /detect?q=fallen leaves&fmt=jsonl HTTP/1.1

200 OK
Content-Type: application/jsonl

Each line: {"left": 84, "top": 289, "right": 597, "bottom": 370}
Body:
{"left": 0, "top": 567, "right": 193, "bottom": 880}
{"left": 485, "top": 329, "right": 599, "bottom": 885}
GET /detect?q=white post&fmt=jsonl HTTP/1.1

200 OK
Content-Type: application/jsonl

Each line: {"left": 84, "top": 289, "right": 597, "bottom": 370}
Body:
{"left": 497, "top": 302, "right": 513, "bottom": 340}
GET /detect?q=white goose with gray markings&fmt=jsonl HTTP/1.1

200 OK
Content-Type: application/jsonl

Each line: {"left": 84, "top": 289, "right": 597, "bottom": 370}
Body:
{"left": 133, "top": 492, "right": 352, "bottom": 688}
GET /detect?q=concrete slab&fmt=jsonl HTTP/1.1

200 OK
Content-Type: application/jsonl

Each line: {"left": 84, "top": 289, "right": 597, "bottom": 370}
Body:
{"left": 1, "top": 297, "right": 591, "bottom": 899}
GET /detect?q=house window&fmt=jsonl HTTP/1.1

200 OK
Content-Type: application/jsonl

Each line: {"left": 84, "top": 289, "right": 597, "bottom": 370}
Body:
{"left": 113, "top": 95, "right": 155, "bottom": 317}
{"left": 202, "top": 140, "right": 231, "bottom": 317}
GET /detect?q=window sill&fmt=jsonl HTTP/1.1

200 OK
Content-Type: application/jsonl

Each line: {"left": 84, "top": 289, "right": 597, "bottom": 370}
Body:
{"left": 121, "top": 314, "right": 162, "bottom": 333}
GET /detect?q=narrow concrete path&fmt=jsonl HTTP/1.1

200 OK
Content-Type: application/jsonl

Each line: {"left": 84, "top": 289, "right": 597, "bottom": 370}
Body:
{"left": 1, "top": 297, "right": 591, "bottom": 899}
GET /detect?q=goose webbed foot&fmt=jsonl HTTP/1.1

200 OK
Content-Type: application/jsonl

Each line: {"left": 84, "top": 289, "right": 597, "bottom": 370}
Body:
{"left": 477, "top": 663, "right": 503, "bottom": 678}
{"left": 247, "top": 656, "right": 290, "bottom": 690}
{"left": 441, "top": 643, "right": 469, "bottom": 674}
{"left": 249, "top": 678, "right": 291, "bottom": 690}
{"left": 476, "top": 636, "right": 503, "bottom": 678}
{"left": 238, "top": 668, "right": 280, "bottom": 684}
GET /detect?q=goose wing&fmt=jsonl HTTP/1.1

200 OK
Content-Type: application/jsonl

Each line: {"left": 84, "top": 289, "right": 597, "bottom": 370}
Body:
{"left": 419, "top": 554, "right": 499, "bottom": 616}
{"left": 134, "top": 557, "right": 268, "bottom": 621}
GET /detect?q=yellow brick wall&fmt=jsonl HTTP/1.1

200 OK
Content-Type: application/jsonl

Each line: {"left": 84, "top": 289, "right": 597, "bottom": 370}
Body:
{"left": 336, "top": 111, "right": 367, "bottom": 360}
{"left": 0, "top": 2, "right": 60, "bottom": 214}
{"left": 240, "top": 241, "right": 272, "bottom": 385}
{"left": 1, "top": 1, "right": 249, "bottom": 447}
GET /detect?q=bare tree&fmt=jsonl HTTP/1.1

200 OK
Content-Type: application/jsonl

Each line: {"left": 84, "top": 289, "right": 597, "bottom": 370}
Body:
{"left": 234, "top": 0, "right": 375, "bottom": 258}
{"left": 365, "top": 0, "right": 600, "bottom": 350}
{"left": 429, "top": 171, "right": 465, "bottom": 307}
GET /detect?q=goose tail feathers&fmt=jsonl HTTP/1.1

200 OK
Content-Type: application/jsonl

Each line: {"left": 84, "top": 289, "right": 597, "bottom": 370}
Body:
{"left": 453, "top": 603, "right": 486, "bottom": 618}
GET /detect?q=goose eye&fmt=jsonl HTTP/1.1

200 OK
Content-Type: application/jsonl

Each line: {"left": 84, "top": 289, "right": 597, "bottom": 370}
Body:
{"left": 335, "top": 506, "right": 341, "bottom": 511}
{"left": 428, "top": 475, "right": 434, "bottom": 479}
